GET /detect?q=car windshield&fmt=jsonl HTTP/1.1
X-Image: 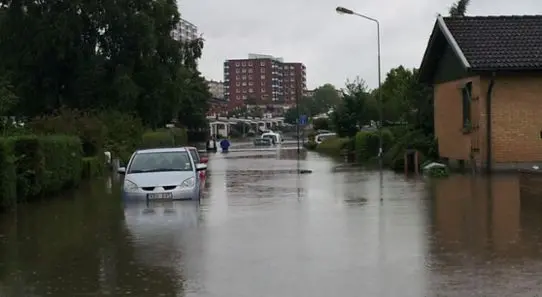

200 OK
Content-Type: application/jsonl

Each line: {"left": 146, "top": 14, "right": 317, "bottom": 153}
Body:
{"left": 128, "top": 151, "right": 193, "bottom": 173}
{"left": 263, "top": 135, "right": 277, "bottom": 142}
{"left": 188, "top": 149, "right": 200, "bottom": 163}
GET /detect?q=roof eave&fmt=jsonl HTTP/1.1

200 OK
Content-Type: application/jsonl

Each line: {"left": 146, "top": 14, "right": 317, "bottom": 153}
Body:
{"left": 418, "top": 15, "right": 471, "bottom": 84}
{"left": 437, "top": 15, "right": 470, "bottom": 69}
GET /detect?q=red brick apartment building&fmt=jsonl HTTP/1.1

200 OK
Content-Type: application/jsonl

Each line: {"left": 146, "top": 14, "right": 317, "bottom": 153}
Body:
{"left": 419, "top": 15, "right": 542, "bottom": 171}
{"left": 224, "top": 54, "right": 307, "bottom": 110}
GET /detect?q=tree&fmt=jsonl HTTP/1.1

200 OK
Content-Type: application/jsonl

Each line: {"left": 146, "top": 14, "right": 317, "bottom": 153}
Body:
{"left": 449, "top": 0, "right": 471, "bottom": 17}
{"left": 0, "top": 0, "right": 210, "bottom": 131}
{"left": 308, "top": 84, "right": 341, "bottom": 115}
{"left": 331, "top": 78, "right": 376, "bottom": 137}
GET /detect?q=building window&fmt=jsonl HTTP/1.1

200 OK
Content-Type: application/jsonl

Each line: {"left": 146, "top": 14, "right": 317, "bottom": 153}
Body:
{"left": 260, "top": 61, "right": 265, "bottom": 66}
{"left": 261, "top": 88, "right": 266, "bottom": 92}
{"left": 242, "top": 61, "right": 246, "bottom": 66}
{"left": 248, "top": 81, "right": 253, "bottom": 86}
{"left": 236, "top": 69, "right": 240, "bottom": 73}
{"left": 260, "top": 68, "right": 265, "bottom": 73}
{"left": 235, "top": 75, "right": 240, "bottom": 80}
{"left": 248, "top": 75, "right": 253, "bottom": 79}
{"left": 242, "top": 75, "right": 247, "bottom": 80}
{"left": 242, "top": 82, "right": 247, "bottom": 86}
{"left": 261, "top": 81, "right": 265, "bottom": 86}
{"left": 261, "top": 75, "right": 265, "bottom": 80}
{"left": 242, "top": 68, "right": 246, "bottom": 73}
{"left": 462, "top": 82, "right": 472, "bottom": 128}
{"left": 249, "top": 88, "right": 253, "bottom": 93}
{"left": 248, "top": 61, "right": 253, "bottom": 66}
{"left": 236, "top": 95, "right": 240, "bottom": 99}
{"left": 248, "top": 68, "right": 253, "bottom": 73}
{"left": 235, "top": 62, "right": 240, "bottom": 66}
{"left": 236, "top": 82, "right": 240, "bottom": 86}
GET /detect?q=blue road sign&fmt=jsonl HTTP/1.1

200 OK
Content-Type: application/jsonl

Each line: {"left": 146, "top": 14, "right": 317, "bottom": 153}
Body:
{"left": 299, "top": 115, "right": 308, "bottom": 125}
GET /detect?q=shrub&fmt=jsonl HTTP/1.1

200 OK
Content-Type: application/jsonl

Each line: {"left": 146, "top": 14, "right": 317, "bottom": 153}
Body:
{"left": 82, "top": 156, "right": 104, "bottom": 178}
{"left": 12, "top": 135, "right": 83, "bottom": 201}
{"left": 170, "top": 127, "right": 188, "bottom": 146}
{"left": 312, "top": 118, "right": 330, "bottom": 131}
{"left": 141, "top": 130, "right": 174, "bottom": 148}
{"left": 303, "top": 140, "right": 317, "bottom": 150}
{"left": 316, "top": 137, "right": 351, "bottom": 156}
{"left": 40, "top": 135, "right": 83, "bottom": 193}
{"left": 0, "top": 138, "right": 16, "bottom": 209}
{"left": 354, "top": 129, "right": 394, "bottom": 162}
{"left": 98, "top": 110, "right": 144, "bottom": 164}
{"left": 384, "top": 130, "right": 438, "bottom": 171}
{"left": 28, "top": 107, "right": 106, "bottom": 157}
{"left": 13, "top": 135, "right": 44, "bottom": 200}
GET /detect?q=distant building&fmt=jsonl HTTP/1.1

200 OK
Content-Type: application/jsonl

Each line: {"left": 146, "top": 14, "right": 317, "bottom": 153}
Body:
{"left": 207, "top": 80, "right": 224, "bottom": 99}
{"left": 223, "top": 54, "right": 307, "bottom": 110}
{"left": 172, "top": 18, "right": 198, "bottom": 41}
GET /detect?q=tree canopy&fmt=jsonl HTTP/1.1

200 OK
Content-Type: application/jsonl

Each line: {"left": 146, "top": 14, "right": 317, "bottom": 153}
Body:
{"left": 0, "top": 0, "right": 210, "bottom": 130}
{"left": 449, "top": 0, "right": 471, "bottom": 17}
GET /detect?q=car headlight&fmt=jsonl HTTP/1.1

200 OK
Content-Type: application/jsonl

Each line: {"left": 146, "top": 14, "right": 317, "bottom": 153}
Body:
{"left": 180, "top": 177, "right": 195, "bottom": 188}
{"left": 123, "top": 180, "right": 138, "bottom": 191}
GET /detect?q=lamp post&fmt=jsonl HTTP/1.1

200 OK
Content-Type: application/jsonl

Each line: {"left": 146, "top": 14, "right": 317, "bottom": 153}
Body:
{"left": 336, "top": 6, "right": 383, "bottom": 168}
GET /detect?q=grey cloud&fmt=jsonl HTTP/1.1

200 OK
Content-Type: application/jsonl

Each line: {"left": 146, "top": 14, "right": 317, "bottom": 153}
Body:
{"left": 180, "top": 0, "right": 541, "bottom": 89}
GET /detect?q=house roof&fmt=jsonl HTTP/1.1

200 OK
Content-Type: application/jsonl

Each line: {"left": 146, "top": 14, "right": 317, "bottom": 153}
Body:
{"left": 419, "top": 15, "right": 542, "bottom": 83}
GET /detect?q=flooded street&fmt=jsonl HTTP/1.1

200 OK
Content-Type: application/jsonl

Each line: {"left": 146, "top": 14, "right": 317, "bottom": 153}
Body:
{"left": 1, "top": 145, "right": 542, "bottom": 296}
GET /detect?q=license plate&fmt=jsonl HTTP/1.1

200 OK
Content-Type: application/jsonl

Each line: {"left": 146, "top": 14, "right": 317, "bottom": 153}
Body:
{"left": 147, "top": 192, "right": 173, "bottom": 200}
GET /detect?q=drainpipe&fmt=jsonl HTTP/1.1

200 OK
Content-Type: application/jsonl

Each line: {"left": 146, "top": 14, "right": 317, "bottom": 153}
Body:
{"left": 485, "top": 72, "right": 496, "bottom": 172}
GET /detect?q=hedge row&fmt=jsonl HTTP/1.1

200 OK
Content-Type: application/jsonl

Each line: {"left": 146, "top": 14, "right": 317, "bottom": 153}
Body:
{"left": 140, "top": 128, "right": 188, "bottom": 149}
{"left": 0, "top": 135, "right": 84, "bottom": 209}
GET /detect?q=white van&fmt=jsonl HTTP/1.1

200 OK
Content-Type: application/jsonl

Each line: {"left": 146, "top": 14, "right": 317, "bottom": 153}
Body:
{"left": 314, "top": 132, "right": 337, "bottom": 144}
{"left": 261, "top": 131, "right": 282, "bottom": 145}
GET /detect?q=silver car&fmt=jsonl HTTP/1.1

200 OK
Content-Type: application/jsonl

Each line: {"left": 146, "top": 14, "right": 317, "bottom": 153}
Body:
{"left": 117, "top": 147, "right": 207, "bottom": 201}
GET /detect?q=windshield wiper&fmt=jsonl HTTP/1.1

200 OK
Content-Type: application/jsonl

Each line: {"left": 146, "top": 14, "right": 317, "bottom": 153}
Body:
{"left": 144, "top": 168, "right": 185, "bottom": 172}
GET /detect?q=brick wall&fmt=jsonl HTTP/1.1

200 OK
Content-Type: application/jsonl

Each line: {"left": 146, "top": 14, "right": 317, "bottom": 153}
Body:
{"left": 486, "top": 74, "right": 542, "bottom": 163}
{"left": 434, "top": 73, "right": 542, "bottom": 167}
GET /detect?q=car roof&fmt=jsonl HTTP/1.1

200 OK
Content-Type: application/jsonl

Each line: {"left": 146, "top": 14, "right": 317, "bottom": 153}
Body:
{"left": 135, "top": 147, "right": 188, "bottom": 154}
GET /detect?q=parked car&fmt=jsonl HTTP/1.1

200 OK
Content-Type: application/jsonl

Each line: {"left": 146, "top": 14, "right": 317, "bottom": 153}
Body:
{"left": 183, "top": 146, "right": 208, "bottom": 188}
{"left": 117, "top": 147, "right": 207, "bottom": 201}
{"left": 314, "top": 132, "right": 337, "bottom": 144}
{"left": 253, "top": 138, "right": 272, "bottom": 146}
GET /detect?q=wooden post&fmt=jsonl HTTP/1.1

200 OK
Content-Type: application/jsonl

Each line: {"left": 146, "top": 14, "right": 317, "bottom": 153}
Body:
{"left": 414, "top": 151, "right": 420, "bottom": 175}
{"left": 404, "top": 152, "right": 408, "bottom": 175}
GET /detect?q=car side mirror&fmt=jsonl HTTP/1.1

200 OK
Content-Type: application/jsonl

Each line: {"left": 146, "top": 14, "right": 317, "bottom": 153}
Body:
{"left": 196, "top": 163, "right": 207, "bottom": 171}
{"left": 117, "top": 167, "right": 126, "bottom": 174}
{"left": 200, "top": 157, "right": 208, "bottom": 164}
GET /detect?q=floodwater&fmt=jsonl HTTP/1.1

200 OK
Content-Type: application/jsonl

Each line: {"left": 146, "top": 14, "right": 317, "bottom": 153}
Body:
{"left": 1, "top": 144, "right": 542, "bottom": 296}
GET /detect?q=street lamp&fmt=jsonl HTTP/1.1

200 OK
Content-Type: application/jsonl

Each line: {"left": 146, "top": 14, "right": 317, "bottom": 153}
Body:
{"left": 336, "top": 6, "right": 383, "bottom": 168}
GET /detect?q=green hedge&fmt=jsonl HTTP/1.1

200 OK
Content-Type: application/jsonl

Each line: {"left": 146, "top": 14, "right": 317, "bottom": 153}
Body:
{"left": 354, "top": 129, "right": 394, "bottom": 162}
{"left": 315, "top": 137, "right": 351, "bottom": 156}
{"left": 0, "top": 138, "right": 16, "bottom": 209}
{"left": 82, "top": 156, "right": 104, "bottom": 179}
{"left": 140, "top": 128, "right": 188, "bottom": 149}
{"left": 0, "top": 135, "right": 83, "bottom": 207}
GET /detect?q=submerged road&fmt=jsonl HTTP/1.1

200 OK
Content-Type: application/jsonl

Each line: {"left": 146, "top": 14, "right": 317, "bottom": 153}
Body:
{"left": 1, "top": 146, "right": 542, "bottom": 296}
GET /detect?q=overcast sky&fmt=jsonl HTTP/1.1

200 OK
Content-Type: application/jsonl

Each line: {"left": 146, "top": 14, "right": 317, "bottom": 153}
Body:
{"left": 179, "top": 0, "right": 540, "bottom": 90}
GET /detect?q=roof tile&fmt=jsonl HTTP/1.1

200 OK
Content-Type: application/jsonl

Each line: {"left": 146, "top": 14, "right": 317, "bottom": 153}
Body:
{"left": 443, "top": 15, "right": 542, "bottom": 70}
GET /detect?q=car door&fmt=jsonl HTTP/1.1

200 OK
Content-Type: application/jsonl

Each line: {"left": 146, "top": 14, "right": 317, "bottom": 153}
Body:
{"left": 188, "top": 148, "right": 206, "bottom": 188}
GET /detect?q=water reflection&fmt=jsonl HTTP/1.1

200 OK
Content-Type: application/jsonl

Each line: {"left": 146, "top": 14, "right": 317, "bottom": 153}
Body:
{"left": 2, "top": 152, "right": 542, "bottom": 296}
{"left": 427, "top": 174, "right": 542, "bottom": 296}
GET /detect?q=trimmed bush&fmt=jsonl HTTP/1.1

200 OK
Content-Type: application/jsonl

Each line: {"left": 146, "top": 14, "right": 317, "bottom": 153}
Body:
{"left": 140, "top": 128, "right": 188, "bottom": 149}
{"left": 13, "top": 135, "right": 44, "bottom": 200}
{"left": 354, "top": 129, "right": 394, "bottom": 162}
{"left": 40, "top": 135, "right": 83, "bottom": 193}
{"left": 29, "top": 107, "right": 106, "bottom": 157}
{"left": 316, "top": 137, "right": 351, "bottom": 156}
{"left": 170, "top": 127, "right": 188, "bottom": 146}
{"left": 8, "top": 135, "right": 83, "bottom": 202}
{"left": 303, "top": 140, "right": 317, "bottom": 150}
{"left": 82, "top": 156, "right": 104, "bottom": 178}
{"left": 0, "top": 138, "right": 16, "bottom": 209}
{"left": 141, "top": 130, "right": 175, "bottom": 148}
{"left": 99, "top": 110, "right": 144, "bottom": 164}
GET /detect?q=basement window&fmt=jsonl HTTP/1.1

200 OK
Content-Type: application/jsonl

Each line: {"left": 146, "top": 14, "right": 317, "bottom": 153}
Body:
{"left": 462, "top": 82, "right": 472, "bottom": 128}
